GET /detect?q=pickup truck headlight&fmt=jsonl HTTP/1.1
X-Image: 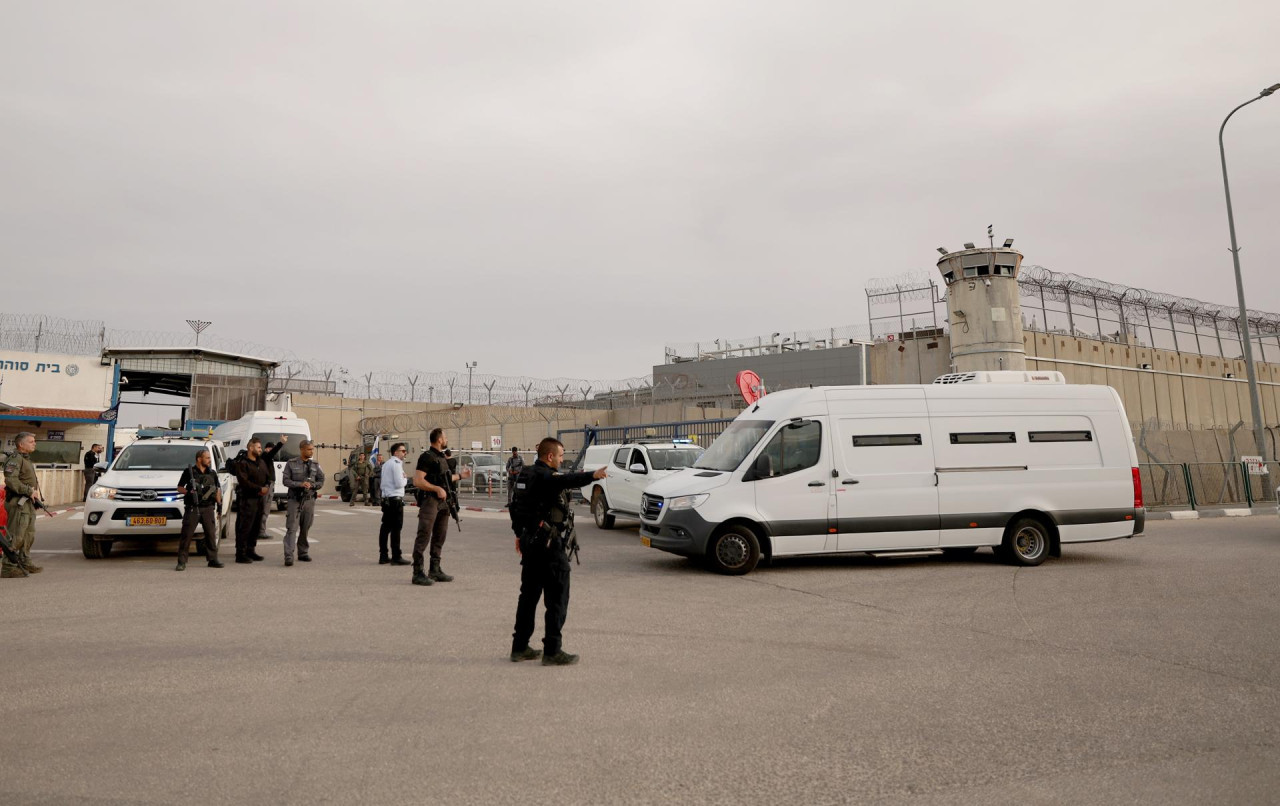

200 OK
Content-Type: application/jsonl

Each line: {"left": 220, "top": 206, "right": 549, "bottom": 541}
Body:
{"left": 668, "top": 494, "right": 708, "bottom": 511}
{"left": 89, "top": 486, "right": 118, "bottom": 500}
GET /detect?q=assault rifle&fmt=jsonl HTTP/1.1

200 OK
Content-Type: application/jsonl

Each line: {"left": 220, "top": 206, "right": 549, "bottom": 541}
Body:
{"left": 444, "top": 454, "right": 462, "bottom": 532}
{"left": 0, "top": 526, "right": 19, "bottom": 562}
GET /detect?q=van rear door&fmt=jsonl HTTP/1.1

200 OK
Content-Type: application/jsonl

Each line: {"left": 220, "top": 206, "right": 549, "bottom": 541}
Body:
{"left": 827, "top": 390, "right": 939, "bottom": 551}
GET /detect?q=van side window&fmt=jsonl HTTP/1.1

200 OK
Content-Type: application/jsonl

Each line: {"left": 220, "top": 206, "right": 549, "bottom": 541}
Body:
{"left": 757, "top": 420, "right": 822, "bottom": 478}
{"left": 628, "top": 449, "right": 647, "bottom": 471}
{"left": 613, "top": 448, "right": 629, "bottom": 469}
{"left": 1028, "top": 430, "right": 1093, "bottom": 443}
{"left": 950, "top": 432, "right": 1016, "bottom": 444}
{"left": 851, "top": 434, "right": 921, "bottom": 447}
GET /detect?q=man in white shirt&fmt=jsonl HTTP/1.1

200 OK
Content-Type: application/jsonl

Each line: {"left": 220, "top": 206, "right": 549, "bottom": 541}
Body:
{"left": 378, "top": 443, "right": 411, "bottom": 565}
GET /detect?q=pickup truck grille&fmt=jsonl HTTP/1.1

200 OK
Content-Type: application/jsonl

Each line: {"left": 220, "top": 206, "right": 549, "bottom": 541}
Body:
{"left": 114, "top": 487, "right": 181, "bottom": 502}
{"left": 641, "top": 494, "right": 663, "bottom": 520}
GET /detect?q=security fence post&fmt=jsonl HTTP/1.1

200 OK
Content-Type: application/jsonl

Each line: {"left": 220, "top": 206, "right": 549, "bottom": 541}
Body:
{"left": 1183, "top": 463, "right": 1197, "bottom": 511}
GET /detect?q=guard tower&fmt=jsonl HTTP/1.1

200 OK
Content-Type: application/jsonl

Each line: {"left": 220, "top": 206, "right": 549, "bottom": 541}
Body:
{"left": 935, "top": 238, "right": 1026, "bottom": 372}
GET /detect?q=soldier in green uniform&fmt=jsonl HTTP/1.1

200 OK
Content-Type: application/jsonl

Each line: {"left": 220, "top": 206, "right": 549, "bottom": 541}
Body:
{"left": 349, "top": 453, "right": 373, "bottom": 507}
{"left": 3, "top": 432, "right": 42, "bottom": 578}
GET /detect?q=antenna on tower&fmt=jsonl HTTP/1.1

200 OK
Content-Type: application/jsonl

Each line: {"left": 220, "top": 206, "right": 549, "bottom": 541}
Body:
{"left": 186, "top": 319, "right": 212, "bottom": 346}
{"left": 987, "top": 224, "right": 994, "bottom": 249}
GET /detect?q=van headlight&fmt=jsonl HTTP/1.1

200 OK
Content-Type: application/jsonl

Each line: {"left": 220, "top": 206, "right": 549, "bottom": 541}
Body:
{"left": 668, "top": 494, "right": 708, "bottom": 511}
{"left": 90, "top": 486, "right": 118, "bottom": 500}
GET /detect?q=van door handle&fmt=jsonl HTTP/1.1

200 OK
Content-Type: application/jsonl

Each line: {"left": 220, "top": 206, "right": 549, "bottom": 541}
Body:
{"left": 841, "top": 479, "right": 859, "bottom": 484}
{"left": 807, "top": 481, "right": 826, "bottom": 487}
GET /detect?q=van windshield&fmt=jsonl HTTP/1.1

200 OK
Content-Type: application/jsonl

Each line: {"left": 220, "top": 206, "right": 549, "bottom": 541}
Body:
{"left": 252, "top": 433, "right": 304, "bottom": 462}
{"left": 693, "top": 421, "right": 775, "bottom": 472}
{"left": 648, "top": 448, "right": 704, "bottom": 471}
{"left": 113, "top": 444, "right": 207, "bottom": 471}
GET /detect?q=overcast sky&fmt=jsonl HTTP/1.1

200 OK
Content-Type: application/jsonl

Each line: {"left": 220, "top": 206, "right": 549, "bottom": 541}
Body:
{"left": 2, "top": 1, "right": 1277, "bottom": 381}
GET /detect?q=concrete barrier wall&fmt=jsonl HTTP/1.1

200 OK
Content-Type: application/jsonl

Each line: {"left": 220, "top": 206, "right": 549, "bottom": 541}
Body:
{"left": 289, "top": 394, "right": 740, "bottom": 476}
{"left": 871, "top": 332, "right": 1280, "bottom": 463}
{"left": 34, "top": 468, "right": 86, "bottom": 507}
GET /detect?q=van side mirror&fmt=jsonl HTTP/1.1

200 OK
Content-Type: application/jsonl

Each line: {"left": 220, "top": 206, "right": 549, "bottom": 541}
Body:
{"left": 744, "top": 454, "right": 772, "bottom": 481}
{"left": 628, "top": 463, "right": 648, "bottom": 475}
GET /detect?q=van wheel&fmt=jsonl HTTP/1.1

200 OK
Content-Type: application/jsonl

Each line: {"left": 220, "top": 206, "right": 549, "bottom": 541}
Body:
{"left": 706, "top": 526, "right": 761, "bottom": 575}
{"left": 591, "top": 489, "right": 615, "bottom": 529}
{"left": 81, "top": 533, "right": 112, "bottom": 559}
{"left": 1001, "top": 518, "right": 1050, "bottom": 566}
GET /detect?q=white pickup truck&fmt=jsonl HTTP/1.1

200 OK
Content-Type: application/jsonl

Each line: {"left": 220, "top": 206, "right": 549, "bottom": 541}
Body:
{"left": 578, "top": 440, "right": 704, "bottom": 529}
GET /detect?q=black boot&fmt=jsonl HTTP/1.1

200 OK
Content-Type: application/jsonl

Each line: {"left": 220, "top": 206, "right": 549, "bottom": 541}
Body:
{"left": 542, "top": 651, "right": 580, "bottom": 666}
{"left": 379, "top": 554, "right": 390, "bottom": 565}
{"left": 390, "top": 556, "right": 411, "bottom": 566}
{"left": 412, "top": 568, "right": 434, "bottom": 586}
{"left": 428, "top": 558, "right": 453, "bottom": 582}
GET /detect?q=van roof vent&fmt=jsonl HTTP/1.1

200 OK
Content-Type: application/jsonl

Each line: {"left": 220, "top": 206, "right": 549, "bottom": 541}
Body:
{"left": 933, "top": 371, "right": 1066, "bottom": 385}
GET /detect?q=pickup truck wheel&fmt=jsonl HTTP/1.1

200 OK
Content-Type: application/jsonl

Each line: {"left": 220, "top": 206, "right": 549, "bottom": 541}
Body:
{"left": 591, "top": 489, "right": 615, "bottom": 529}
{"left": 705, "top": 525, "right": 760, "bottom": 575}
{"left": 81, "top": 532, "right": 112, "bottom": 559}
{"left": 1001, "top": 517, "right": 1050, "bottom": 567}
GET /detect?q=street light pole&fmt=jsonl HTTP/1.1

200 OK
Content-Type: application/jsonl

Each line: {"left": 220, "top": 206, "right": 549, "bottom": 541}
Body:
{"left": 466, "top": 361, "right": 477, "bottom": 405}
{"left": 1219, "top": 82, "right": 1279, "bottom": 463}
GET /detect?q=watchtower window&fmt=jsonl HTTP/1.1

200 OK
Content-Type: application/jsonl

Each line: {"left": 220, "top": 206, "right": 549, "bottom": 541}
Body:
{"left": 976, "top": 266, "right": 990, "bottom": 276}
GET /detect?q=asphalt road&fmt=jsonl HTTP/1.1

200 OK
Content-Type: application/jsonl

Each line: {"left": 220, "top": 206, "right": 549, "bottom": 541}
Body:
{"left": 3, "top": 504, "right": 1278, "bottom": 805}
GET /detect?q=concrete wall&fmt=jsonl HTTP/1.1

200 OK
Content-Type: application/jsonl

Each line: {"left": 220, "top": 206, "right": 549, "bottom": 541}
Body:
{"left": 288, "top": 394, "right": 741, "bottom": 476}
{"left": 653, "top": 343, "right": 869, "bottom": 397}
{"left": 870, "top": 331, "right": 1280, "bottom": 462}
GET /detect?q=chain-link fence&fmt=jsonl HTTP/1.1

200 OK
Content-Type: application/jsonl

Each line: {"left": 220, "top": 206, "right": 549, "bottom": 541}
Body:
{"left": 1141, "top": 462, "right": 1277, "bottom": 508}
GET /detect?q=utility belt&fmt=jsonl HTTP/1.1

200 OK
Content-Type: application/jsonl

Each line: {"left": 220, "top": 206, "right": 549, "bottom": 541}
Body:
{"left": 289, "top": 487, "right": 318, "bottom": 501}
{"left": 413, "top": 478, "right": 449, "bottom": 505}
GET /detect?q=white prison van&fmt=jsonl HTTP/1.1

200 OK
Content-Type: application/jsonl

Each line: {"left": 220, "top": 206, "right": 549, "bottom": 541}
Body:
{"left": 638, "top": 372, "right": 1144, "bottom": 574}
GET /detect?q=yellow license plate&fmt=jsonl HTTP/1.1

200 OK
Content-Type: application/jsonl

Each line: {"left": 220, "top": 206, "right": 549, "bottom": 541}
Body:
{"left": 127, "top": 516, "right": 167, "bottom": 526}
{"left": 641, "top": 536, "right": 651, "bottom": 547}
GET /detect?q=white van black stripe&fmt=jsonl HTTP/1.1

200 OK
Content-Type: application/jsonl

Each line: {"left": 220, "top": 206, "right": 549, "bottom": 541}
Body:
{"left": 762, "top": 509, "right": 1141, "bottom": 537}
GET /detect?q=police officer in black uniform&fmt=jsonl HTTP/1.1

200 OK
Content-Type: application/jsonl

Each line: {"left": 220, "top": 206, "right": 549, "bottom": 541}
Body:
{"left": 175, "top": 449, "right": 224, "bottom": 571}
{"left": 508, "top": 437, "right": 606, "bottom": 666}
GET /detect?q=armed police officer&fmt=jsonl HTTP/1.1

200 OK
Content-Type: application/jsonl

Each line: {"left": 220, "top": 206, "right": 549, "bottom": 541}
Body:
{"left": 281, "top": 440, "right": 324, "bottom": 566}
{"left": 349, "top": 452, "right": 373, "bottom": 507}
{"left": 410, "top": 428, "right": 460, "bottom": 586}
{"left": 174, "top": 449, "right": 225, "bottom": 571}
{"left": 508, "top": 437, "right": 606, "bottom": 666}
{"left": 232, "top": 437, "right": 271, "bottom": 564}
{"left": 505, "top": 446, "right": 524, "bottom": 505}
{"left": 3, "top": 432, "right": 43, "bottom": 578}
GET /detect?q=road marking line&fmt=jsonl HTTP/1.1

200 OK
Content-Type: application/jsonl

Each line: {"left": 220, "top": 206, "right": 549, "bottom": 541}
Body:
{"left": 324, "top": 510, "right": 356, "bottom": 517}
{"left": 31, "top": 550, "right": 83, "bottom": 554}
{"left": 68, "top": 512, "right": 84, "bottom": 520}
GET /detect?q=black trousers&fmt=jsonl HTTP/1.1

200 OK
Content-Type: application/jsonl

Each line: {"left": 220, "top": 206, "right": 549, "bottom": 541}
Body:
{"left": 379, "top": 498, "right": 404, "bottom": 559}
{"left": 236, "top": 494, "right": 265, "bottom": 559}
{"left": 511, "top": 539, "right": 572, "bottom": 655}
{"left": 178, "top": 504, "right": 219, "bottom": 564}
{"left": 413, "top": 497, "right": 450, "bottom": 571}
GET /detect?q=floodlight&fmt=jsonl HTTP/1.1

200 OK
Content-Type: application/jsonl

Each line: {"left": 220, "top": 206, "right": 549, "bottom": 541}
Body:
{"left": 963, "top": 242, "right": 975, "bottom": 249}
{"left": 1003, "top": 238, "right": 1015, "bottom": 248}
{"left": 937, "top": 247, "right": 949, "bottom": 255}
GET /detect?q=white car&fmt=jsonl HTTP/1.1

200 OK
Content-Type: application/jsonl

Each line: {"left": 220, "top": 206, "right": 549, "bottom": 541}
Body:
{"left": 579, "top": 440, "right": 705, "bottom": 528}
{"left": 82, "top": 432, "right": 234, "bottom": 559}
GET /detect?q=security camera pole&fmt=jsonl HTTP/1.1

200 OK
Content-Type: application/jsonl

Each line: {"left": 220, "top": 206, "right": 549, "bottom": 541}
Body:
{"left": 1219, "top": 82, "right": 1279, "bottom": 463}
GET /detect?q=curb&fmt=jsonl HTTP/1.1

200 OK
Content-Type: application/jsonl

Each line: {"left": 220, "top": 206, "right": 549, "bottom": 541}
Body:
{"left": 43, "top": 505, "right": 84, "bottom": 518}
{"left": 1146, "top": 507, "right": 1273, "bottom": 520}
